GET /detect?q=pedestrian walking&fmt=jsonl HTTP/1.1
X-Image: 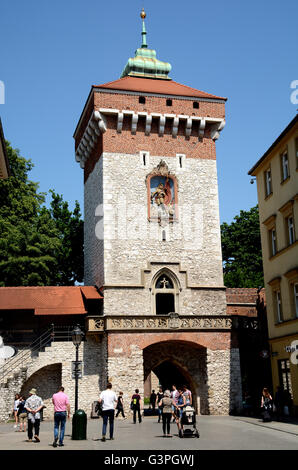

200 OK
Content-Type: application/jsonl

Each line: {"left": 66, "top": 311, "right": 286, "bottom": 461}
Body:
{"left": 17, "top": 396, "right": 27, "bottom": 433}
{"left": 174, "top": 388, "right": 186, "bottom": 438}
{"left": 182, "top": 385, "right": 192, "bottom": 406}
{"left": 115, "top": 392, "right": 126, "bottom": 419}
{"left": 156, "top": 387, "right": 164, "bottom": 423}
{"left": 24, "top": 388, "right": 43, "bottom": 442}
{"left": 131, "top": 389, "right": 142, "bottom": 424}
{"left": 12, "top": 393, "right": 20, "bottom": 429}
{"left": 261, "top": 387, "right": 273, "bottom": 422}
{"left": 149, "top": 390, "right": 157, "bottom": 410}
{"left": 52, "top": 386, "right": 70, "bottom": 447}
{"left": 159, "top": 390, "right": 176, "bottom": 437}
{"left": 99, "top": 382, "right": 117, "bottom": 441}
{"left": 171, "top": 385, "right": 179, "bottom": 422}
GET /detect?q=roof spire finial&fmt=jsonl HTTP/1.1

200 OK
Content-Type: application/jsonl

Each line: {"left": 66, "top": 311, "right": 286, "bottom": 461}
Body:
{"left": 140, "top": 8, "right": 147, "bottom": 48}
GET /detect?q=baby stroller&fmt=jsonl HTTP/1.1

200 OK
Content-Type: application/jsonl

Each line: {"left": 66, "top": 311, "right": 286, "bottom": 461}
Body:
{"left": 180, "top": 406, "right": 200, "bottom": 438}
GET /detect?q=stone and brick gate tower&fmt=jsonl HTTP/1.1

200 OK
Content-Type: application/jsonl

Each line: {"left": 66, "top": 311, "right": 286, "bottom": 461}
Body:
{"left": 73, "top": 10, "right": 242, "bottom": 414}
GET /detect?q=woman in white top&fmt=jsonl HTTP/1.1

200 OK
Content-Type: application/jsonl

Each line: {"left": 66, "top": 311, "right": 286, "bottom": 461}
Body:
{"left": 12, "top": 394, "right": 20, "bottom": 429}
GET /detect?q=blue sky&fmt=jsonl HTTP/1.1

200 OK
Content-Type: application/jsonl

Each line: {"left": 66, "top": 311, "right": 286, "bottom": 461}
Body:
{"left": 0, "top": 0, "right": 297, "bottom": 223}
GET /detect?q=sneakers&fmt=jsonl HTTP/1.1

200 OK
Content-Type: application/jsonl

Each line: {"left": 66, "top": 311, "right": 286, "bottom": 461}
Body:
{"left": 58, "top": 443, "right": 64, "bottom": 447}
{"left": 53, "top": 439, "right": 58, "bottom": 448}
{"left": 34, "top": 435, "right": 40, "bottom": 442}
{"left": 101, "top": 436, "right": 106, "bottom": 442}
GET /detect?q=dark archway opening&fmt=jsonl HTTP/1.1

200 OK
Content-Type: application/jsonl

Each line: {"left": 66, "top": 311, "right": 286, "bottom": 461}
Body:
{"left": 153, "top": 360, "right": 190, "bottom": 391}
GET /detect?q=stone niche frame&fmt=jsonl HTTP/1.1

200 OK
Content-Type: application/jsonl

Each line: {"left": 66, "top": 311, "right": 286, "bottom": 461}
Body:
{"left": 146, "top": 160, "right": 179, "bottom": 222}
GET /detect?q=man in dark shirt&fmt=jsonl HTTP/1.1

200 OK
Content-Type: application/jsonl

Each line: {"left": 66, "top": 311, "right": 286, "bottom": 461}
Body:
{"left": 150, "top": 390, "right": 157, "bottom": 410}
{"left": 131, "top": 389, "right": 142, "bottom": 424}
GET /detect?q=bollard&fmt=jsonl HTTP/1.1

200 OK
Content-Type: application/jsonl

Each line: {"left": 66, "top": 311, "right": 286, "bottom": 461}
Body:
{"left": 72, "top": 409, "right": 87, "bottom": 440}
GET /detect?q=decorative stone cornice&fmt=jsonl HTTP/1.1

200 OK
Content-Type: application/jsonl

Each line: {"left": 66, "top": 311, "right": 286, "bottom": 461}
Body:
{"left": 75, "top": 107, "right": 225, "bottom": 167}
{"left": 97, "top": 108, "right": 225, "bottom": 141}
{"left": 75, "top": 110, "right": 107, "bottom": 168}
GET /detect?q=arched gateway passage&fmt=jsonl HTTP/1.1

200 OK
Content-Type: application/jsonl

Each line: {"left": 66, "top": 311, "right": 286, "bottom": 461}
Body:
{"left": 143, "top": 340, "right": 209, "bottom": 414}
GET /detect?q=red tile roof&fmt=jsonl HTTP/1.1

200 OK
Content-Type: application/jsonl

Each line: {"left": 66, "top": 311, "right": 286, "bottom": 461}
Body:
{"left": 0, "top": 286, "right": 103, "bottom": 316}
{"left": 93, "top": 76, "right": 227, "bottom": 101}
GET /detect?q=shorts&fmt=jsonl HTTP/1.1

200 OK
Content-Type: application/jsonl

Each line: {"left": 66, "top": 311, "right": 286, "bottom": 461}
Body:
{"left": 18, "top": 413, "right": 27, "bottom": 423}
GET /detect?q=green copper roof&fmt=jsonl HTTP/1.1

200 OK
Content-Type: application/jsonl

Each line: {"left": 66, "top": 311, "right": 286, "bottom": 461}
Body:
{"left": 121, "top": 9, "right": 172, "bottom": 80}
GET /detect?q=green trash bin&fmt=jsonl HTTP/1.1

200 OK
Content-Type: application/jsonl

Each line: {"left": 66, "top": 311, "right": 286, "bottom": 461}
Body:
{"left": 72, "top": 409, "right": 87, "bottom": 440}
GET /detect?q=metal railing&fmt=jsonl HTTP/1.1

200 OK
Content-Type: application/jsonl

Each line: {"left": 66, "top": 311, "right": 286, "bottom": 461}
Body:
{"left": 0, "top": 324, "right": 84, "bottom": 386}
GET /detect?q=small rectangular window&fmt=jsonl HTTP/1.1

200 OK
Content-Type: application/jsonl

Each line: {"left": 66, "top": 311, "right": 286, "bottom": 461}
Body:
{"left": 193, "top": 101, "right": 199, "bottom": 109}
{"left": 269, "top": 228, "right": 277, "bottom": 256}
{"left": 276, "top": 290, "right": 283, "bottom": 322}
{"left": 278, "top": 359, "right": 293, "bottom": 395}
{"left": 264, "top": 168, "right": 272, "bottom": 197}
{"left": 166, "top": 99, "right": 172, "bottom": 106}
{"left": 287, "top": 216, "right": 295, "bottom": 245}
{"left": 139, "top": 96, "right": 146, "bottom": 104}
{"left": 281, "top": 151, "right": 290, "bottom": 181}
{"left": 294, "top": 283, "right": 298, "bottom": 318}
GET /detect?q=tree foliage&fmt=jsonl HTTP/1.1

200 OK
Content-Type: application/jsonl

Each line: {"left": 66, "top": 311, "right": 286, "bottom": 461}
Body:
{"left": 221, "top": 205, "right": 264, "bottom": 288}
{"left": 0, "top": 141, "right": 83, "bottom": 286}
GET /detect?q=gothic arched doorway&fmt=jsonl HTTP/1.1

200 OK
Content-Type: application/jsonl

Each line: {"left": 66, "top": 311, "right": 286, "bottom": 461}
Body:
{"left": 143, "top": 340, "right": 209, "bottom": 414}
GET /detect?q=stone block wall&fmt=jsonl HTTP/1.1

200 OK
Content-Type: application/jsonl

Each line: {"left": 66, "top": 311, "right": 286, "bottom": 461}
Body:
{"left": 0, "top": 337, "right": 108, "bottom": 422}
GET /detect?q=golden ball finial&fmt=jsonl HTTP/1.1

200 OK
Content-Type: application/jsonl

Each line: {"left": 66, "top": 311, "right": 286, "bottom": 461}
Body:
{"left": 140, "top": 7, "right": 146, "bottom": 19}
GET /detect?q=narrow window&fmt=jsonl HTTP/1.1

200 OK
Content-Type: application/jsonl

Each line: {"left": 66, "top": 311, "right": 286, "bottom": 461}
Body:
{"left": 143, "top": 153, "right": 146, "bottom": 166}
{"left": 154, "top": 273, "right": 176, "bottom": 315}
{"left": 281, "top": 151, "right": 289, "bottom": 181}
{"left": 276, "top": 290, "right": 283, "bottom": 322}
{"left": 278, "top": 359, "right": 293, "bottom": 395}
{"left": 265, "top": 169, "right": 272, "bottom": 197}
{"left": 287, "top": 216, "right": 295, "bottom": 245}
{"left": 179, "top": 156, "right": 183, "bottom": 168}
{"left": 193, "top": 101, "right": 199, "bottom": 109}
{"left": 139, "top": 96, "right": 146, "bottom": 104}
{"left": 270, "top": 228, "right": 277, "bottom": 256}
{"left": 294, "top": 283, "right": 298, "bottom": 318}
{"left": 166, "top": 99, "right": 172, "bottom": 106}
{"left": 162, "top": 230, "right": 166, "bottom": 241}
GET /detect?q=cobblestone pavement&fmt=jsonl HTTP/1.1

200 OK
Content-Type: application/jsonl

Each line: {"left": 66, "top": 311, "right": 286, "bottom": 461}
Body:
{"left": 0, "top": 415, "right": 297, "bottom": 450}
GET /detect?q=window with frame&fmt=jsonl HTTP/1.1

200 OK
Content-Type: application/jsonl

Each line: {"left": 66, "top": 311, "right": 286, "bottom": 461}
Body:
{"left": 152, "top": 271, "right": 179, "bottom": 315}
{"left": 263, "top": 214, "right": 277, "bottom": 258}
{"left": 294, "top": 283, "right": 298, "bottom": 318}
{"left": 284, "top": 268, "right": 298, "bottom": 319}
{"left": 279, "top": 200, "right": 295, "bottom": 248}
{"left": 269, "top": 228, "right": 277, "bottom": 256}
{"left": 278, "top": 359, "right": 293, "bottom": 396}
{"left": 276, "top": 290, "right": 283, "bottom": 323}
{"left": 264, "top": 168, "right": 272, "bottom": 197}
{"left": 281, "top": 150, "right": 290, "bottom": 181}
{"left": 287, "top": 215, "right": 295, "bottom": 245}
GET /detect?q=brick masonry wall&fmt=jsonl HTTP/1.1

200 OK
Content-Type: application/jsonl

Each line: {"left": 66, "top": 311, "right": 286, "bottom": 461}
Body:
{"left": 106, "top": 332, "right": 242, "bottom": 415}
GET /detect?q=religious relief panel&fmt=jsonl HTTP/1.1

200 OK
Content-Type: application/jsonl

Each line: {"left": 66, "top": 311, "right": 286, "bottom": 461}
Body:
{"left": 146, "top": 160, "right": 178, "bottom": 222}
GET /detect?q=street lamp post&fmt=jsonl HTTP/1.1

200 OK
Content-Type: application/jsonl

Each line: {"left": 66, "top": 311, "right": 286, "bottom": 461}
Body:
{"left": 71, "top": 324, "right": 87, "bottom": 440}
{"left": 71, "top": 325, "right": 83, "bottom": 412}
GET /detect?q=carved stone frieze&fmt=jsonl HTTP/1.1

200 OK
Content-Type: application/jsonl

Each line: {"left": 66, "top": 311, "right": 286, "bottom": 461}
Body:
{"left": 87, "top": 315, "right": 235, "bottom": 333}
